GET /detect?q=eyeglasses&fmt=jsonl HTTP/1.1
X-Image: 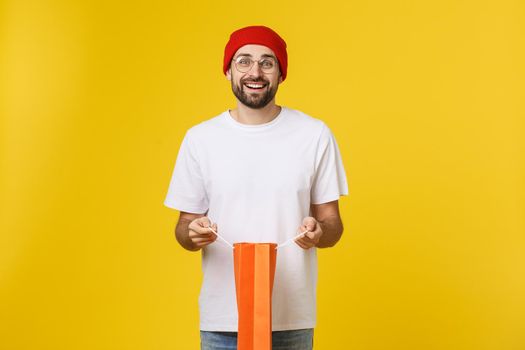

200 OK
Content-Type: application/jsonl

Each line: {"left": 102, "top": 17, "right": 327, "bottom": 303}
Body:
{"left": 232, "top": 55, "right": 278, "bottom": 74}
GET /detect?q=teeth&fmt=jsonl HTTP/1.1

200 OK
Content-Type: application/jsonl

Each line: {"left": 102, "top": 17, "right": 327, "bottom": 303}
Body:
{"left": 245, "top": 83, "right": 265, "bottom": 88}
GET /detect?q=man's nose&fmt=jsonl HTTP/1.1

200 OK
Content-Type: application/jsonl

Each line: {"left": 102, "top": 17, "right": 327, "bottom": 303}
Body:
{"left": 247, "top": 61, "right": 263, "bottom": 76}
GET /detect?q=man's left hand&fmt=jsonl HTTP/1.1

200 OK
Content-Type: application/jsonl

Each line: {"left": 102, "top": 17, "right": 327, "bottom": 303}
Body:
{"left": 295, "top": 217, "right": 323, "bottom": 250}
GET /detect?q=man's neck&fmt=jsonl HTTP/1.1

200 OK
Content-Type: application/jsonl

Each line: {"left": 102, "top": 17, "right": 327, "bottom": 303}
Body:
{"left": 229, "top": 102, "right": 282, "bottom": 125}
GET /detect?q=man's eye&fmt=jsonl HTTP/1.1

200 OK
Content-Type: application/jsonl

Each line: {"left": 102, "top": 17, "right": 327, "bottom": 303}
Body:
{"left": 238, "top": 58, "right": 251, "bottom": 65}
{"left": 261, "top": 60, "right": 274, "bottom": 68}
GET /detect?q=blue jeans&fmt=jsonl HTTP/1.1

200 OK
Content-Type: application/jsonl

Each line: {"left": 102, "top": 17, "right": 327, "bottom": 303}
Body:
{"left": 200, "top": 328, "right": 314, "bottom": 350}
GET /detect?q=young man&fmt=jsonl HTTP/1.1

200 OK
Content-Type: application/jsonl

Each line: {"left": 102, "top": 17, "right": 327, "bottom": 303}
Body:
{"left": 164, "top": 25, "right": 348, "bottom": 349}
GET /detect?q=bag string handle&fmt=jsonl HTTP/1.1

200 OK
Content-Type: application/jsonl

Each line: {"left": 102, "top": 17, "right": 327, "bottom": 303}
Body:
{"left": 206, "top": 218, "right": 309, "bottom": 250}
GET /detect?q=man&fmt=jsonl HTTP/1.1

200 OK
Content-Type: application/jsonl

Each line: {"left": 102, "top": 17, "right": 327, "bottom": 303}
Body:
{"left": 164, "top": 25, "right": 348, "bottom": 350}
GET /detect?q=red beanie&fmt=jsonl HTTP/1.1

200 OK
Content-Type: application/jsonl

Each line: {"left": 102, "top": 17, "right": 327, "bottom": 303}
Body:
{"left": 223, "top": 25, "right": 288, "bottom": 81}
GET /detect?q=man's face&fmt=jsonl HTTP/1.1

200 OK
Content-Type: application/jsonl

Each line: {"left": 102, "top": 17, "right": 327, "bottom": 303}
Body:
{"left": 226, "top": 44, "right": 283, "bottom": 109}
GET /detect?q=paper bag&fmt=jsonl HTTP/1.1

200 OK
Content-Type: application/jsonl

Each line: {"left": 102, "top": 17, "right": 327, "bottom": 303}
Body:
{"left": 233, "top": 242, "right": 278, "bottom": 350}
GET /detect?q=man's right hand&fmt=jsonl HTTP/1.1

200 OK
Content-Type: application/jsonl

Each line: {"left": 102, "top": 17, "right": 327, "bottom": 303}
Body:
{"left": 187, "top": 217, "right": 218, "bottom": 249}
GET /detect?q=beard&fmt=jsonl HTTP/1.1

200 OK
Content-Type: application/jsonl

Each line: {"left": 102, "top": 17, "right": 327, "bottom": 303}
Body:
{"left": 231, "top": 77, "right": 279, "bottom": 109}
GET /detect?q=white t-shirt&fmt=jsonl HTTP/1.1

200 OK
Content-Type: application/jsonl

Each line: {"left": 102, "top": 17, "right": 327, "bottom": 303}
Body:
{"left": 164, "top": 106, "right": 348, "bottom": 331}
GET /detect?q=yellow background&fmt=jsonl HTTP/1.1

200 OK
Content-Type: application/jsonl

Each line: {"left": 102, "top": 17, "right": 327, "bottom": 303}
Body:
{"left": 1, "top": 0, "right": 524, "bottom": 349}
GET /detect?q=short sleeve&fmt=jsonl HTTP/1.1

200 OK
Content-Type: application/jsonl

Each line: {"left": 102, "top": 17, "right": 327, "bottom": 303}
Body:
{"left": 311, "top": 124, "right": 349, "bottom": 204}
{"left": 164, "top": 130, "right": 209, "bottom": 213}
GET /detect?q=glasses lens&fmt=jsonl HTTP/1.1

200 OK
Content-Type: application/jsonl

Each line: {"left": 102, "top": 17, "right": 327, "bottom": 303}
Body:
{"left": 235, "top": 56, "right": 252, "bottom": 72}
{"left": 260, "top": 58, "right": 275, "bottom": 72}
{"left": 234, "top": 56, "right": 277, "bottom": 73}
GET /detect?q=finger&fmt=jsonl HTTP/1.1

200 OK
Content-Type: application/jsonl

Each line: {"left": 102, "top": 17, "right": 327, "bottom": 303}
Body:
{"left": 302, "top": 217, "right": 317, "bottom": 231}
{"left": 294, "top": 238, "right": 313, "bottom": 250}
{"left": 189, "top": 228, "right": 214, "bottom": 237}
{"left": 193, "top": 231, "right": 217, "bottom": 240}
{"left": 294, "top": 238, "right": 307, "bottom": 249}
{"left": 197, "top": 217, "right": 212, "bottom": 228}
{"left": 297, "top": 233, "right": 315, "bottom": 242}
{"left": 298, "top": 240, "right": 314, "bottom": 249}
{"left": 193, "top": 232, "right": 217, "bottom": 242}
{"left": 189, "top": 222, "right": 213, "bottom": 235}
{"left": 296, "top": 235, "right": 315, "bottom": 245}
{"left": 306, "top": 231, "right": 316, "bottom": 240}
{"left": 188, "top": 217, "right": 211, "bottom": 233}
{"left": 192, "top": 236, "right": 216, "bottom": 244}
{"left": 297, "top": 234, "right": 319, "bottom": 247}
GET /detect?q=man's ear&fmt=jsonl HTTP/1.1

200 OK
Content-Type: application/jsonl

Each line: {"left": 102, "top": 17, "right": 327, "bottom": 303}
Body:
{"left": 226, "top": 67, "right": 232, "bottom": 81}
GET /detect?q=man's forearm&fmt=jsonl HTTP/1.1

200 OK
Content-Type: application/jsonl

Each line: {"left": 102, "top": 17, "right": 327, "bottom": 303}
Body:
{"left": 316, "top": 215, "right": 344, "bottom": 248}
{"left": 175, "top": 217, "right": 199, "bottom": 251}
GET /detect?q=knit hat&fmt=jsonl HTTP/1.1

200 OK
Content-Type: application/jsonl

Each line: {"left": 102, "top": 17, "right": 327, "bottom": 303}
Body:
{"left": 223, "top": 25, "right": 288, "bottom": 81}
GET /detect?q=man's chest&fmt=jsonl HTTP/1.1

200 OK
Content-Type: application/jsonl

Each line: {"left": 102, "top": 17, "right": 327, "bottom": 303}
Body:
{"left": 199, "top": 136, "right": 317, "bottom": 199}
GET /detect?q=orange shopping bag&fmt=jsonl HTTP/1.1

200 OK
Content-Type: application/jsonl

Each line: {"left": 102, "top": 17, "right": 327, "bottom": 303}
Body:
{"left": 233, "top": 242, "right": 278, "bottom": 350}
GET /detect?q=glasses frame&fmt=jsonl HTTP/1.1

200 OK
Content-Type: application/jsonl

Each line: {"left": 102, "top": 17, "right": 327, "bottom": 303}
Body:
{"left": 232, "top": 55, "right": 279, "bottom": 74}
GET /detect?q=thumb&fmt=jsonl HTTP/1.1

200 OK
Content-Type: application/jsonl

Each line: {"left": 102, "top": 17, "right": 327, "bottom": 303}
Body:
{"left": 198, "top": 216, "right": 211, "bottom": 228}
{"left": 306, "top": 230, "right": 316, "bottom": 239}
{"left": 302, "top": 217, "right": 317, "bottom": 231}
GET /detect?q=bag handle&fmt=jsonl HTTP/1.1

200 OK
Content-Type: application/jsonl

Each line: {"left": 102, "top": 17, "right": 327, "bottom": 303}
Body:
{"left": 206, "top": 218, "right": 309, "bottom": 250}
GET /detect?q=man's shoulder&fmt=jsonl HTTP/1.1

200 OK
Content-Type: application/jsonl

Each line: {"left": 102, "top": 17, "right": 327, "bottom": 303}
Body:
{"left": 284, "top": 107, "right": 327, "bottom": 131}
{"left": 185, "top": 111, "right": 227, "bottom": 138}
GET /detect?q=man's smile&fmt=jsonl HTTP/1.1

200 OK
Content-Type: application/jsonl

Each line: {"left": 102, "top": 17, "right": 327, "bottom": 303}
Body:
{"left": 243, "top": 82, "right": 267, "bottom": 91}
